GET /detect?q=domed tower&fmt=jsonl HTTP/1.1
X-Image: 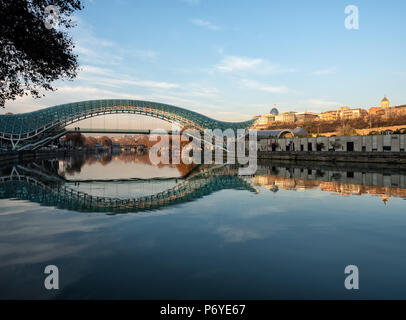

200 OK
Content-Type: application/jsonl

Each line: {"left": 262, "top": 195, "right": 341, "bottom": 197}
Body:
{"left": 380, "top": 96, "right": 390, "bottom": 109}
{"left": 270, "top": 105, "right": 279, "bottom": 115}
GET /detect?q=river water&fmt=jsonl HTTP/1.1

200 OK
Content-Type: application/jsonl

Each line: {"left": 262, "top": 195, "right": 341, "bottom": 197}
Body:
{"left": 1, "top": 152, "right": 406, "bottom": 299}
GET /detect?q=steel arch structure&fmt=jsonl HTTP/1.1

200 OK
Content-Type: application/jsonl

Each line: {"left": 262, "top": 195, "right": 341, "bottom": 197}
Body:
{"left": 0, "top": 99, "right": 255, "bottom": 149}
{"left": 277, "top": 129, "right": 295, "bottom": 138}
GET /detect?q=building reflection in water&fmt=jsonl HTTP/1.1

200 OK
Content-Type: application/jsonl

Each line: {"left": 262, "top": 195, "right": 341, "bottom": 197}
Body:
{"left": 253, "top": 162, "right": 406, "bottom": 204}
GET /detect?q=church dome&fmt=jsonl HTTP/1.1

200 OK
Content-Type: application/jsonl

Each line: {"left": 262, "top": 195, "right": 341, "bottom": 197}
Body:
{"left": 270, "top": 107, "right": 279, "bottom": 115}
{"left": 380, "top": 96, "right": 390, "bottom": 109}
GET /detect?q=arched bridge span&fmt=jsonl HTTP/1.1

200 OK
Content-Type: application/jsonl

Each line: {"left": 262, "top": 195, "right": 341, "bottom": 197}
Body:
{"left": 0, "top": 99, "right": 255, "bottom": 149}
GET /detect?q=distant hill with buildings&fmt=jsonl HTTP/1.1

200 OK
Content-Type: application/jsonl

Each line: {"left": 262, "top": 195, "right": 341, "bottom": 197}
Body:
{"left": 252, "top": 96, "right": 406, "bottom": 135}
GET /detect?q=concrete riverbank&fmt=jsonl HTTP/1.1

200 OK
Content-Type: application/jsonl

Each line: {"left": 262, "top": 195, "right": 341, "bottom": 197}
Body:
{"left": 257, "top": 151, "right": 406, "bottom": 164}
{"left": 256, "top": 133, "right": 406, "bottom": 164}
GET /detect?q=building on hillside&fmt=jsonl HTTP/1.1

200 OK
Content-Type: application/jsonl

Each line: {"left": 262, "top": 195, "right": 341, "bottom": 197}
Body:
{"left": 369, "top": 96, "right": 406, "bottom": 118}
{"left": 391, "top": 105, "right": 406, "bottom": 116}
{"left": 380, "top": 96, "right": 390, "bottom": 109}
{"left": 295, "top": 112, "right": 319, "bottom": 122}
{"left": 369, "top": 106, "right": 386, "bottom": 117}
{"left": 320, "top": 106, "right": 367, "bottom": 121}
{"left": 253, "top": 113, "right": 276, "bottom": 130}
{"left": 270, "top": 106, "right": 279, "bottom": 115}
{"left": 252, "top": 106, "right": 280, "bottom": 130}
{"left": 320, "top": 109, "right": 340, "bottom": 121}
{"left": 339, "top": 107, "right": 368, "bottom": 119}
{"left": 369, "top": 96, "right": 391, "bottom": 117}
{"left": 275, "top": 111, "right": 297, "bottom": 123}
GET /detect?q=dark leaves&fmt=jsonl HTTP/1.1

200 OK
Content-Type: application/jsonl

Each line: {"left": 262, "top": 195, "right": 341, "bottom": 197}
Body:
{"left": 0, "top": 0, "right": 83, "bottom": 107}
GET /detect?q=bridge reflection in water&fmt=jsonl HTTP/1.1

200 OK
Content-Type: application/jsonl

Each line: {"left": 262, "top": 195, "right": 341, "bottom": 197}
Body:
{"left": 0, "top": 160, "right": 257, "bottom": 214}
{"left": 1, "top": 156, "right": 406, "bottom": 214}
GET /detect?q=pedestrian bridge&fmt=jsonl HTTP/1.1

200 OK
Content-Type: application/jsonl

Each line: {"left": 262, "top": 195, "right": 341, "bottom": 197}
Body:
{"left": 0, "top": 99, "right": 255, "bottom": 150}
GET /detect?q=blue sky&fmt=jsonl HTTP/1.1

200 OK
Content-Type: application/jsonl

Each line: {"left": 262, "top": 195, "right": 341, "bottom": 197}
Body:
{"left": 5, "top": 0, "right": 406, "bottom": 121}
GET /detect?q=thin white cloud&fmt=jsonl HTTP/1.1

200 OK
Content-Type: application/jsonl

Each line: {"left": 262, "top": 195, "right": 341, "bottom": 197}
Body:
{"left": 312, "top": 67, "right": 337, "bottom": 76}
{"left": 216, "top": 55, "right": 265, "bottom": 72}
{"left": 102, "top": 79, "right": 179, "bottom": 89}
{"left": 303, "top": 99, "right": 342, "bottom": 112}
{"left": 191, "top": 18, "right": 220, "bottom": 30}
{"left": 215, "top": 55, "right": 295, "bottom": 75}
{"left": 79, "top": 65, "right": 114, "bottom": 76}
{"left": 77, "top": 66, "right": 179, "bottom": 89}
{"left": 177, "top": 83, "right": 220, "bottom": 98}
{"left": 72, "top": 17, "right": 158, "bottom": 66}
{"left": 242, "top": 79, "right": 289, "bottom": 94}
{"left": 74, "top": 45, "right": 94, "bottom": 57}
{"left": 71, "top": 19, "right": 122, "bottom": 65}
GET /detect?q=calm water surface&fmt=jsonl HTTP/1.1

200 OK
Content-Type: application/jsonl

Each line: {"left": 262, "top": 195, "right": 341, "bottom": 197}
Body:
{"left": 1, "top": 152, "right": 406, "bottom": 299}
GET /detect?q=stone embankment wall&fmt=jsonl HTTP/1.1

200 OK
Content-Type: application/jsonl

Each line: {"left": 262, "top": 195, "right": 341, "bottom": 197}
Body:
{"left": 257, "top": 134, "right": 406, "bottom": 164}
